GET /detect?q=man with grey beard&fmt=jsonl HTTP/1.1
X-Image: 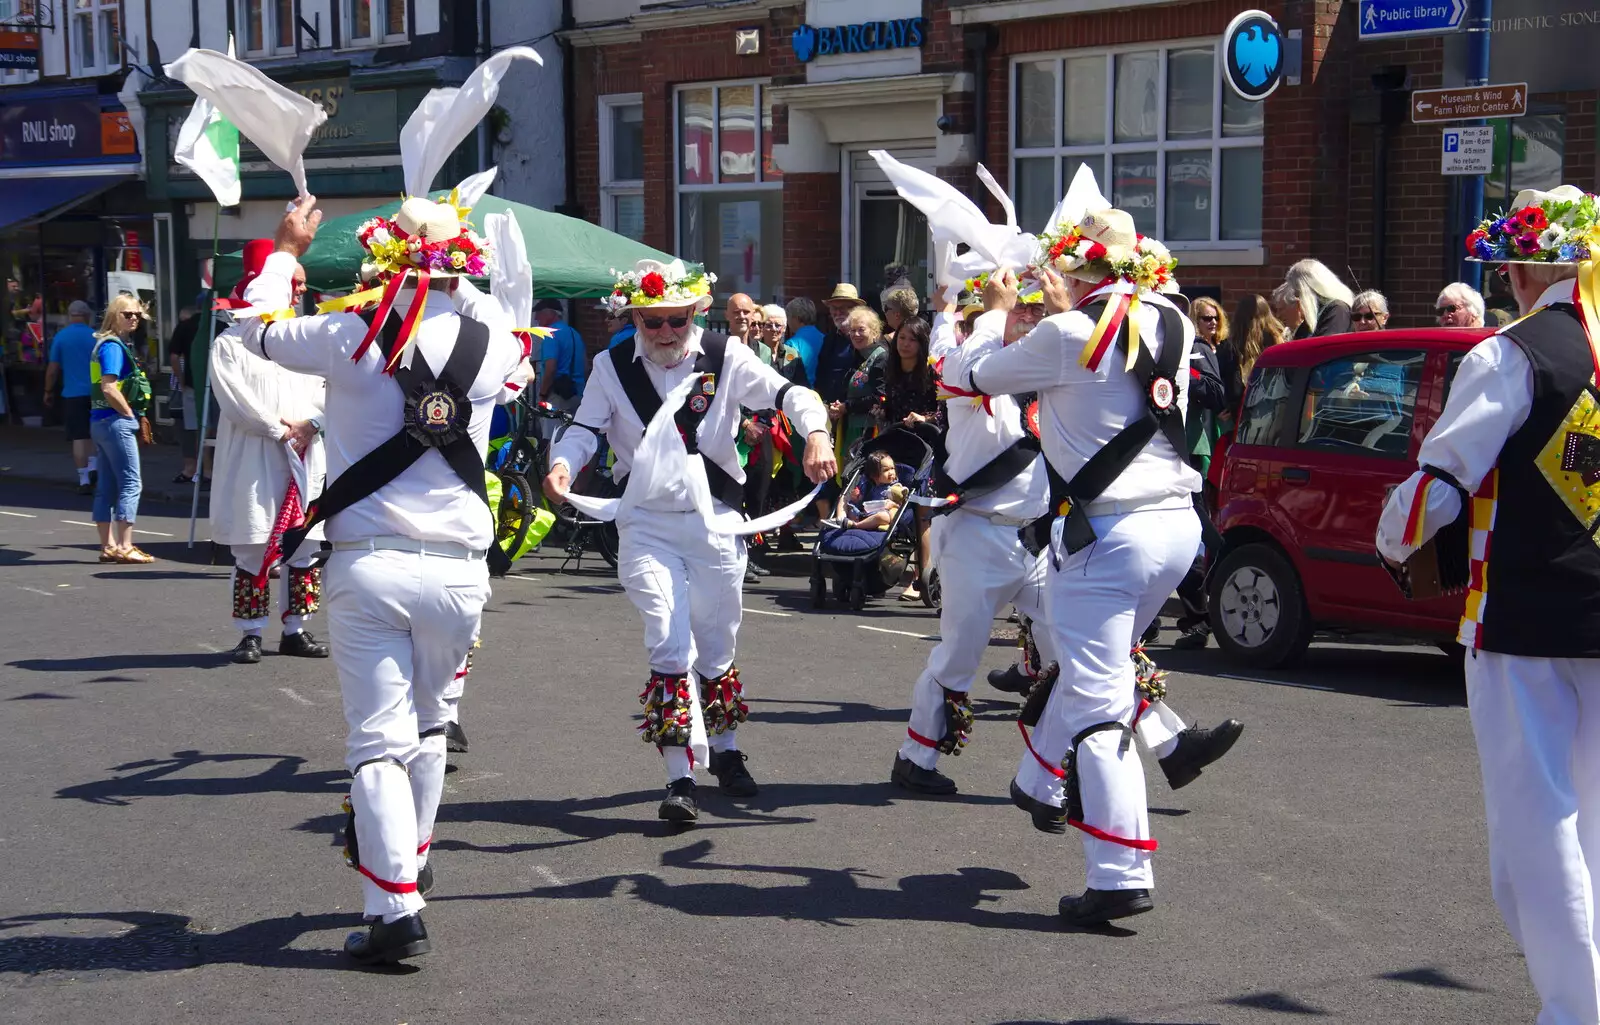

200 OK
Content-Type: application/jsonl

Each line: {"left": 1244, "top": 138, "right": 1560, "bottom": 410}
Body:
{"left": 545, "top": 259, "right": 835, "bottom": 823}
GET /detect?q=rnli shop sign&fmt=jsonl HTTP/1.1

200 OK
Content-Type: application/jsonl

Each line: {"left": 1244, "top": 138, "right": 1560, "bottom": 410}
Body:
{"left": 0, "top": 97, "right": 103, "bottom": 164}
{"left": 791, "top": 18, "right": 926, "bottom": 63}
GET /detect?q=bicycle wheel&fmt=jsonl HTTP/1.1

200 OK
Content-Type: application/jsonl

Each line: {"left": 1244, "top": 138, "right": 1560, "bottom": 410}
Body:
{"left": 494, "top": 470, "right": 536, "bottom": 569}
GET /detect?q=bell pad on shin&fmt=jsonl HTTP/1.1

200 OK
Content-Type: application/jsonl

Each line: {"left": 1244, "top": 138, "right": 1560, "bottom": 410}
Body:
{"left": 639, "top": 672, "right": 692, "bottom": 747}
{"left": 287, "top": 565, "right": 322, "bottom": 616}
{"left": 1131, "top": 644, "right": 1168, "bottom": 701}
{"left": 1018, "top": 663, "right": 1060, "bottom": 728}
{"left": 699, "top": 665, "right": 749, "bottom": 736}
{"left": 937, "top": 688, "right": 974, "bottom": 756}
{"left": 341, "top": 795, "right": 360, "bottom": 870}
{"left": 1062, "top": 720, "right": 1136, "bottom": 824}
{"left": 1018, "top": 617, "right": 1047, "bottom": 680}
{"left": 232, "top": 568, "right": 271, "bottom": 621}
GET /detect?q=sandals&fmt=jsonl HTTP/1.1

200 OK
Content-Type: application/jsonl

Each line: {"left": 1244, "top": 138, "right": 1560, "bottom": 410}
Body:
{"left": 108, "top": 546, "right": 156, "bottom": 564}
{"left": 98, "top": 545, "right": 120, "bottom": 563}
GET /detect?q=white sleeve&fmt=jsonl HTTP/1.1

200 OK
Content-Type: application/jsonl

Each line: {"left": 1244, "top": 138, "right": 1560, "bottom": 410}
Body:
{"left": 727, "top": 342, "right": 829, "bottom": 437}
{"left": 929, "top": 312, "right": 958, "bottom": 361}
{"left": 1375, "top": 337, "right": 1534, "bottom": 561}
{"left": 209, "top": 336, "right": 288, "bottom": 440}
{"left": 239, "top": 252, "right": 360, "bottom": 378}
{"left": 497, "top": 358, "right": 535, "bottom": 405}
{"left": 549, "top": 355, "right": 614, "bottom": 474}
{"left": 944, "top": 309, "right": 1065, "bottom": 396}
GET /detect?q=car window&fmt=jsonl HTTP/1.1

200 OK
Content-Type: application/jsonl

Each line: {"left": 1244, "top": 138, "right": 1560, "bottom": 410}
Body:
{"left": 1237, "top": 366, "right": 1294, "bottom": 446}
{"left": 1296, "top": 350, "right": 1424, "bottom": 457}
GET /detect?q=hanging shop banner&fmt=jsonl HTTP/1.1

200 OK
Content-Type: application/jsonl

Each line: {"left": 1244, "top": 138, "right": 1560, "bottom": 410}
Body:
{"left": 0, "top": 28, "right": 39, "bottom": 71}
{"left": 0, "top": 97, "right": 107, "bottom": 164}
{"left": 1222, "top": 10, "right": 1286, "bottom": 101}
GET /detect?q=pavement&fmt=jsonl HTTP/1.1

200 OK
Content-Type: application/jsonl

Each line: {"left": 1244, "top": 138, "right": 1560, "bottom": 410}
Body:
{"left": 1, "top": 423, "right": 208, "bottom": 507}
{"left": 0, "top": 479, "right": 1537, "bottom": 1024}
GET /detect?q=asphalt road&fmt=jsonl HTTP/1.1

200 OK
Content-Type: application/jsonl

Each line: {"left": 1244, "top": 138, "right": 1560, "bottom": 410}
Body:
{"left": 0, "top": 481, "right": 1535, "bottom": 1024}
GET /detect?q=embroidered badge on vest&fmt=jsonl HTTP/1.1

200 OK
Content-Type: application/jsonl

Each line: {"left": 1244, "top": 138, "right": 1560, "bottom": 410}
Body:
{"left": 1149, "top": 374, "right": 1177, "bottom": 416}
{"left": 404, "top": 378, "right": 471, "bottom": 448}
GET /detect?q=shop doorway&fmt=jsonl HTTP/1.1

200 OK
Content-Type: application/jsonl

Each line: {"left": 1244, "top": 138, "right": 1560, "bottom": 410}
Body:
{"left": 848, "top": 148, "right": 933, "bottom": 306}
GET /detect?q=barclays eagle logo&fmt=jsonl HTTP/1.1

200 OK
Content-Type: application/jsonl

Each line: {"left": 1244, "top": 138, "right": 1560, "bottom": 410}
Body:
{"left": 792, "top": 24, "right": 816, "bottom": 63}
{"left": 1233, "top": 24, "right": 1280, "bottom": 89}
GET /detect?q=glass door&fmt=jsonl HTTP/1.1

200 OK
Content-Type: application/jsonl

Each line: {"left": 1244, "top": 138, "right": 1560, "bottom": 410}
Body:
{"left": 848, "top": 148, "right": 935, "bottom": 305}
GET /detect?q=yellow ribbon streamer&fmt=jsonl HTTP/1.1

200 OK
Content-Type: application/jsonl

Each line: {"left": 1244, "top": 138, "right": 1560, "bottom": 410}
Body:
{"left": 1577, "top": 259, "right": 1600, "bottom": 382}
{"left": 1124, "top": 293, "right": 1143, "bottom": 373}
{"left": 316, "top": 284, "right": 387, "bottom": 314}
{"left": 258, "top": 308, "right": 297, "bottom": 325}
{"left": 1078, "top": 297, "right": 1124, "bottom": 368}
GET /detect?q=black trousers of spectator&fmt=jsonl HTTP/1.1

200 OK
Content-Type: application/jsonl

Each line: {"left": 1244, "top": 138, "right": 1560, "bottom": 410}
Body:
{"left": 744, "top": 433, "right": 775, "bottom": 524}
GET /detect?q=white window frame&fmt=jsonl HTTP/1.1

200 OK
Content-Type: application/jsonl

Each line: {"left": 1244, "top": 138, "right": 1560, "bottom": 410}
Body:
{"left": 71, "top": 0, "right": 123, "bottom": 77}
{"left": 343, "top": 0, "right": 409, "bottom": 48}
{"left": 237, "top": 0, "right": 299, "bottom": 58}
{"left": 599, "top": 93, "right": 644, "bottom": 240}
{"left": 1010, "top": 37, "right": 1265, "bottom": 251}
{"left": 671, "top": 79, "right": 782, "bottom": 256}
{"left": 0, "top": 0, "right": 40, "bottom": 84}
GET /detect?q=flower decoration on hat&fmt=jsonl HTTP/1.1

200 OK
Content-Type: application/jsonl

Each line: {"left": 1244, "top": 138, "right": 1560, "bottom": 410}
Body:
{"left": 355, "top": 188, "right": 494, "bottom": 279}
{"left": 1465, "top": 186, "right": 1599, "bottom": 265}
{"left": 604, "top": 259, "right": 717, "bottom": 314}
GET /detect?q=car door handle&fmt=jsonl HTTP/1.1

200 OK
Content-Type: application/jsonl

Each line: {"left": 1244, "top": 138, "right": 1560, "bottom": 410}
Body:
{"left": 1283, "top": 467, "right": 1311, "bottom": 484}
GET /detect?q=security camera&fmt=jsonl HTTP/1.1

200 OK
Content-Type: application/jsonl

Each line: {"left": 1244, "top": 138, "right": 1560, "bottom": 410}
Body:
{"left": 935, "top": 113, "right": 954, "bottom": 132}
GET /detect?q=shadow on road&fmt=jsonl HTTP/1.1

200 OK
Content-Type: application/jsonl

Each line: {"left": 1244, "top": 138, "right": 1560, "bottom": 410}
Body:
{"left": 56, "top": 751, "right": 346, "bottom": 806}
{"left": 1154, "top": 643, "right": 1466, "bottom": 708}
{"left": 439, "top": 837, "right": 1068, "bottom": 933}
{"left": 0, "top": 910, "right": 373, "bottom": 975}
{"left": 10, "top": 651, "right": 228, "bottom": 674}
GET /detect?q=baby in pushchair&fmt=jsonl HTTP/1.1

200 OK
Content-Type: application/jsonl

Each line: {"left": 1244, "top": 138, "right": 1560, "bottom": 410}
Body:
{"left": 810, "top": 428, "right": 934, "bottom": 610}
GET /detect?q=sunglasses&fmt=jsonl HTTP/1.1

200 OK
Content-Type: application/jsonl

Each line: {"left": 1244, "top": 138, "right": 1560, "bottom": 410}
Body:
{"left": 120, "top": 310, "right": 141, "bottom": 319}
{"left": 1196, "top": 314, "right": 1219, "bottom": 323}
{"left": 641, "top": 315, "right": 690, "bottom": 330}
{"left": 1436, "top": 304, "right": 1461, "bottom": 316}
{"left": 1353, "top": 311, "right": 1379, "bottom": 322}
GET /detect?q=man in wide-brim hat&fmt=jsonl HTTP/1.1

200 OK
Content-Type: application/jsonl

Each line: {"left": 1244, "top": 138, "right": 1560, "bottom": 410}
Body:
{"left": 1378, "top": 185, "right": 1600, "bottom": 1023}
{"left": 941, "top": 173, "right": 1202, "bottom": 928}
{"left": 545, "top": 259, "right": 835, "bottom": 824}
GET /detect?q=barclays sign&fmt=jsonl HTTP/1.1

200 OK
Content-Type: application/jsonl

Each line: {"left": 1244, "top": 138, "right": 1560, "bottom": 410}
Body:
{"left": 791, "top": 18, "right": 926, "bottom": 63}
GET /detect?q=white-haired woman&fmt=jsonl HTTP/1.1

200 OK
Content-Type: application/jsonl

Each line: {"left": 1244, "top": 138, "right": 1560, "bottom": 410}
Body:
{"left": 1435, "top": 282, "right": 1486, "bottom": 328}
{"left": 1351, "top": 290, "right": 1390, "bottom": 331}
{"left": 1279, "top": 259, "right": 1355, "bottom": 338}
{"left": 758, "top": 303, "right": 789, "bottom": 369}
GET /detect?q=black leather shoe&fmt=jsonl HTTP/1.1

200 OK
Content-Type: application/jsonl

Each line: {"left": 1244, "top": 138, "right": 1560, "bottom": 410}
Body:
{"left": 747, "top": 561, "right": 771, "bottom": 578}
{"left": 344, "top": 912, "right": 431, "bottom": 965}
{"left": 1010, "top": 780, "right": 1067, "bottom": 834}
{"left": 1159, "top": 719, "right": 1244, "bottom": 790}
{"left": 986, "top": 664, "right": 1033, "bottom": 695}
{"left": 1172, "top": 623, "right": 1211, "bottom": 650}
{"left": 444, "top": 721, "right": 468, "bottom": 754}
{"left": 708, "top": 750, "right": 759, "bottom": 797}
{"left": 891, "top": 753, "right": 956, "bottom": 795}
{"left": 1059, "top": 888, "right": 1153, "bottom": 927}
{"left": 659, "top": 777, "right": 698, "bottom": 822}
{"left": 279, "top": 630, "right": 330, "bottom": 658}
{"left": 231, "top": 635, "right": 263, "bottom": 665}
{"left": 418, "top": 862, "right": 434, "bottom": 897}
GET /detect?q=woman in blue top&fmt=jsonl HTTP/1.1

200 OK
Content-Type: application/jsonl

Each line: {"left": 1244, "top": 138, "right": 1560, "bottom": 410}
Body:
{"left": 89, "top": 295, "right": 154, "bottom": 564}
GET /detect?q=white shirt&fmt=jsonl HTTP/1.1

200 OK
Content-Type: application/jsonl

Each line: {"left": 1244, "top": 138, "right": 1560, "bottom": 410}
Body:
{"left": 550, "top": 325, "right": 828, "bottom": 513}
{"left": 930, "top": 311, "right": 1047, "bottom": 521}
{"left": 1374, "top": 280, "right": 1570, "bottom": 562}
{"left": 240, "top": 251, "right": 530, "bottom": 549}
{"left": 942, "top": 288, "right": 1200, "bottom": 513}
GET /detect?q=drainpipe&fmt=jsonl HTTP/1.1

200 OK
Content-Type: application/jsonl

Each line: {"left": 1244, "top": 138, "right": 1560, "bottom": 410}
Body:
{"left": 1371, "top": 66, "right": 1409, "bottom": 294}
{"left": 1458, "top": 0, "right": 1493, "bottom": 291}
{"left": 557, "top": 0, "right": 580, "bottom": 216}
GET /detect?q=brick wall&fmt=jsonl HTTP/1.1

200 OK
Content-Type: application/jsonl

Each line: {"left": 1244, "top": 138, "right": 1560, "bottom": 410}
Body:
{"left": 782, "top": 172, "right": 843, "bottom": 302}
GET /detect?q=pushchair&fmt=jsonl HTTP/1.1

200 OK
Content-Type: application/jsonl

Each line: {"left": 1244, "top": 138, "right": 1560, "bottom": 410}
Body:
{"left": 810, "top": 427, "right": 936, "bottom": 611}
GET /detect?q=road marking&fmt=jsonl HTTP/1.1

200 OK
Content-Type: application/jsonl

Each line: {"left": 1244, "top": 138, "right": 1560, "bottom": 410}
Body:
{"left": 0, "top": 510, "right": 36, "bottom": 518}
{"left": 742, "top": 607, "right": 791, "bottom": 617}
{"left": 533, "top": 865, "right": 563, "bottom": 887}
{"left": 857, "top": 624, "right": 939, "bottom": 641}
{"left": 278, "top": 687, "right": 315, "bottom": 706}
{"left": 1217, "top": 672, "right": 1338, "bottom": 693}
{"left": 136, "top": 528, "right": 175, "bottom": 537}
{"left": 56, "top": 584, "right": 70, "bottom": 588}
{"left": 18, "top": 586, "right": 55, "bottom": 597}
{"left": 60, "top": 519, "right": 97, "bottom": 528}
{"left": 198, "top": 643, "right": 224, "bottom": 653}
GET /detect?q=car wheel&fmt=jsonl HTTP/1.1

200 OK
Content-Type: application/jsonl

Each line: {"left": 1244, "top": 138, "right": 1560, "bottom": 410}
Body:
{"left": 1209, "top": 543, "right": 1312, "bottom": 669}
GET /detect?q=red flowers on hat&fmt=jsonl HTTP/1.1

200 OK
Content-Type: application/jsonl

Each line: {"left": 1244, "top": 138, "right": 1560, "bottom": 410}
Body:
{"left": 1516, "top": 206, "right": 1549, "bottom": 232}
{"left": 641, "top": 272, "right": 667, "bottom": 298}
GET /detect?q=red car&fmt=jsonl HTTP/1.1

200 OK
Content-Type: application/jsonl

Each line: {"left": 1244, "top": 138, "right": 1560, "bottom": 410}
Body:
{"left": 1208, "top": 326, "right": 1496, "bottom": 667}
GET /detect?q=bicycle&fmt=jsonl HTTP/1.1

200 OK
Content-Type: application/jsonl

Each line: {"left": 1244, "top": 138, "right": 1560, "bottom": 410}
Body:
{"left": 499, "top": 395, "right": 619, "bottom": 571}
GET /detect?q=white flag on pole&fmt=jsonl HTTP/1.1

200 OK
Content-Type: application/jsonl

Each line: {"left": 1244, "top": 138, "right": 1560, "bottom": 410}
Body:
{"left": 174, "top": 95, "right": 241, "bottom": 207}
{"left": 165, "top": 46, "right": 328, "bottom": 199}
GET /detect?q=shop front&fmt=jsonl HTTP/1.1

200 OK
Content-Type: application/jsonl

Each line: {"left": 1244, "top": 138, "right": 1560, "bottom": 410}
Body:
{"left": 0, "top": 84, "right": 152, "bottom": 425}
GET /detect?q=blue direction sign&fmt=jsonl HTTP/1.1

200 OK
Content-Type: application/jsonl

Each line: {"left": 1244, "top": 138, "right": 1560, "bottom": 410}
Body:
{"left": 1358, "top": 0, "right": 1466, "bottom": 40}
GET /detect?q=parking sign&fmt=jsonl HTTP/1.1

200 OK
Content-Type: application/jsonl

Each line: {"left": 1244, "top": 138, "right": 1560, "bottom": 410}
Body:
{"left": 1440, "top": 126, "right": 1493, "bottom": 175}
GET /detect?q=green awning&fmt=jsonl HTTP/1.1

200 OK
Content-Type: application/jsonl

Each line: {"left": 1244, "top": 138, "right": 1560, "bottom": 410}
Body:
{"left": 214, "top": 192, "right": 675, "bottom": 299}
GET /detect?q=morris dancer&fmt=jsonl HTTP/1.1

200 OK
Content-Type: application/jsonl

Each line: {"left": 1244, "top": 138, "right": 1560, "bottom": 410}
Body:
{"left": 545, "top": 259, "right": 833, "bottom": 824}
{"left": 1377, "top": 185, "right": 1600, "bottom": 1024}
{"left": 943, "top": 171, "right": 1202, "bottom": 928}
{"left": 209, "top": 238, "right": 329, "bottom": 665}
{"left": 241, "top": 184, "right": 529, "bottom": 963}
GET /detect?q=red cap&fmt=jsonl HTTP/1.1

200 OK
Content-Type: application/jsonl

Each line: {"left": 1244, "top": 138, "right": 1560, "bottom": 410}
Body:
{"left": 231, "top": 239, "right": 276, "bottom": 300}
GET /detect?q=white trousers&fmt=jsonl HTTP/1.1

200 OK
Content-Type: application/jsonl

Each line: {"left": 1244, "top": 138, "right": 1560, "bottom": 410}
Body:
{"left": 325, "top": 548, "right": 490, "bottom": 919}
{"left": 1014, "top": 506, "right": 1200, "bottom": 892}
{"left": 617, "top": 508, "right": 746, "bottom": 782}
{"left": 1467, "top": 650, "right": 1600, "bottom": 1025}
{"left": 900, "top": 510, "right": 1051, "bottom": 769}
{"left": 231, "top": 539, "right": 320, "bottom": 633}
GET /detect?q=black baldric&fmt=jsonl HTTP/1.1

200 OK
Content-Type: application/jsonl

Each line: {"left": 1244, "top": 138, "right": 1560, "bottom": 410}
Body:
{"left": 1019, "top": 301, "right": 1187, "bottom": 557}
{"left": 280, "top": 309, "right": 510, "bottom": 575}
{"left": 611, "top": 332, "right": 745, "bottom": 513}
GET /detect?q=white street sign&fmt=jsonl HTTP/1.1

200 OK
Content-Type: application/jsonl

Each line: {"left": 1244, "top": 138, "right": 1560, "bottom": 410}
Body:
{"left": 1441, "top": 126, "right": 1494, "bottom": 176}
